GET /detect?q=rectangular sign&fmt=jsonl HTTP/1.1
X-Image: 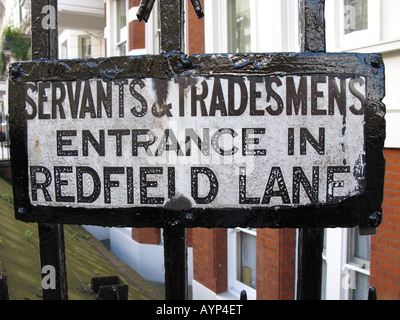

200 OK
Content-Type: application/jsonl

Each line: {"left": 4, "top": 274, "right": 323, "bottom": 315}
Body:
{"left": 9, "top": 53, "right": 385, "bottom": 228}
{"left": 25, "top": 75, "right": 366, "bottom": 208}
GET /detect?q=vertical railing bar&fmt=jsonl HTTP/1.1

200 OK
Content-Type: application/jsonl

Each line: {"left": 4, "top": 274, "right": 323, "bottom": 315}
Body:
{"left": 160, "top": 0, "right": 185, "bottom": 53}
{"left": 297, "top": 0, "right": 326, "bottom": 300}
{"left": 31, "top": 0, "right": 68, "bottom": 300}
{"left": 298, "top": 0, "right": 326, "bottom": 53}
{"left": 296, "top": 228, "right": 324, "bottom": 300}
{"left": 163, "top": 226, "right": 188, "bottom": 300}
{"left": 159, "top": 0, "right": 188, "bottom": 300}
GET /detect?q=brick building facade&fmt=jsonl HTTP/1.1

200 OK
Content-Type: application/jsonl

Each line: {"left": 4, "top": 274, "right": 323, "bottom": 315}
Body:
{"left": 101, "top": 0, "right": 400, "bottom": 300}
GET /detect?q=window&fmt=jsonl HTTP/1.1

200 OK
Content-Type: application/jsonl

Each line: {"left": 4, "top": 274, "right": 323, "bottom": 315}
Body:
{"left": 321, "top": 229, "right": 328, "bottom": 300}
{"left": 237, "top": 229, "right": 256, "bottom": 289}
{"left": 344, "top": 0, "right": 368, "bottom": 35}
{"left": 227, "top": 0, "right": 251, "bottom": 53}
{"left": 116, "top": 0, "right": 127, "bottom": 56}
{"left": 321, "top": 227, "right": 371, "bottom": 300}
{"left": 81, "top": 37, "right": 91, "bottom": 58}
{"left": 334, "top": 0, "right": 380, "bottom": 50}
{"left": 344, "top": 226, "right": 371, "bottom": 300}
{"left": 228, "top": 228, "right": 256, "bottom": 299}
{"left": 61, "top": 40, "right": 68, "bottom": 59}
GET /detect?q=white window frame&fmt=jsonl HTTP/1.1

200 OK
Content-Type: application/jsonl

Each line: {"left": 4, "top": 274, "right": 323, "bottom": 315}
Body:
{"left": 227, "top": 228, "right": 257, "bottom": 300}
{"left": 144, "top": 0, "right": 161, "bottom": 55}
{"left": 333, "top": 0, "right": 381, "bottom": 51}
{"left": 79, "top": 36, "right": 92, "bottom": 59}
{"left": 114, "top": 0, "right": 128, "bottom": 56}
{"left": 323, "top": 228, "right": 370, "bottom": 300}
{"left": 204, "top": 0, "right": 299, "bottom": 54}
{"left": 60, "top": 40, "right": 68, "bottom": 59}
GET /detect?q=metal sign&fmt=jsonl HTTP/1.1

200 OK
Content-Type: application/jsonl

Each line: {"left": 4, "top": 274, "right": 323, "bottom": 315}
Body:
{"left": 9, "top": 52, "right": 385, "bottom": 228}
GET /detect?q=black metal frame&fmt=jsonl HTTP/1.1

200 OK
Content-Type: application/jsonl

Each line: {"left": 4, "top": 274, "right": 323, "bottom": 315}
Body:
{"left": 8, "top": 0, "right": 385, "bottom": 300}
{"left": 9, "top": 52, "right": 385, "bottom": 229}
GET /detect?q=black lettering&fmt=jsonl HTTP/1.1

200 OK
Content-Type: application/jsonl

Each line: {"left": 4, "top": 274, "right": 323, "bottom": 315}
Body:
{"left": 191, "top": 80, "right": 208, "bottom": 116}
{"left": 57, "top": 130, "right": 78, "bottom": 156}
{"left": 140, "top": 167, "right": 164, "bottom": 204}
{"left": 185, "top": 128, "right": 210, "bottom": 156}
{"left": 79, "top": 80, "right": 96, "bottom": 118}
{"left": 293, "top": 166, "right": 319, "bottom": 204}
{"left": 54, "top": 166, "right": 74, "bottom": 202}
{"left": 67, "top": 80, "right": 81, "bottom": 119}
{"left": 311, "top": 76, "right": 327, "bottom": 115}
{"left": 52, "top": 82, "right": 66, "bottom": 119}
{"left": 155, "top": 129, "right": 184, "bottom": 156}
{"left": 76, "top": 166, "right": 101, "bottom": 203}
{"left": 239, "top": 167, "right": 260, "bottom": 204}
{"left": 265, "top": 77, "right": 284, "bottom": 115}
{"left": 108, "top": 129, "right": 130, "bottom": 156}
{"left": 97, "top": 80, "right": 112, "bottom": 118}
{"left": 168, "top": 167, "right": 175, "bottom": 199}
{"left": 38, "top": 82, "right": 51, "bottom": 119}
{"left": 30, "top": 166, "right": 52, "bottom": 201}
{"left": 209, "top": 78, "right": 227, "bottom": 116}
{"left": 261, "top": 167, "right": 290, "bottom": 204}
{"left": 349, "top": 78, "right": 366, "bottom": 115}
{"left": 328, "top": 77, "right": 346, "bottom": 115}
{"left": 104, "top": 167, "right": 125, "bottom": 204}
{"left": 326, "top": 166, "right": 350, "bottom": 203}
{"left": 179, "top": 79, "right": 185, "bottom": 117}
{"left": 288, "top": 128, "right": 294, "bottom": 155}
{"left": 82, "top": 130, "right": 105, "bottom": 156}
{"left": 211, "top": 128, "right": 238, "bottom": 156}
{"left": 250, "top": 77, "right": 264, "bottom": 115}
{"left": 286, "top": 76, "right": 307, "bottom": 115}
{"left": 113, "top": 79, "right": 128, "bottom": 118}
{"left": 228, "top": 78, "right": 247, "bottom": 116}
{"left": 191, "top": 167, "right": 218, "bottom": 204}
{"left": 132, "top": 129, "right": 155, "bottom": 156}
{"left": 242, "top": 128, "right": 266, "bottom": 156}
{"left": 129, "top": 79, "right": 148, "bottom": 117}
{"left": 25, "top": 83, "right": 37, "bottom": 120}
{"left": 127, "top": 167, "right": 134, "bottom": 204}
{"left": 300, "top": 127, "right": 325, "bottom": 155}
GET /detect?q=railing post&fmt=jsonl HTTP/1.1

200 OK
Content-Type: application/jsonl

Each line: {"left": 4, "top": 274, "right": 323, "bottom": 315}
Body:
{"left": 297, "top": 0, "right": 326, "bottom": 300}
{"left": 157, "top": 0, "right": 189, "bottom": 300}
{"left": 163, "top": 226, "right": 188, "bottom": 300}
{"left": 0, "top": 275, "right": 9, "bottom": 300}
{"left": 31, "top": 0, "right": 68, "bottom": 300}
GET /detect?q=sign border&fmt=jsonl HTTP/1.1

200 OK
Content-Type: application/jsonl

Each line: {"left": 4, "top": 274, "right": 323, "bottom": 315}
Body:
{"left": 9, "top": 52, "right": 385, "bottom": 228}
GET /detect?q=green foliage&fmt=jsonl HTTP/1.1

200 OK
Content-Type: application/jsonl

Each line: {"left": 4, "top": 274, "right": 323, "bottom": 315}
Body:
{"left": 24, "top": 229, "right": 33, "bottom": 241}
{"left": 1, "top": 26, "right": 31, "bottom": 61}
{"left": 0, "top": 52, "right": 6, "bottom": 76}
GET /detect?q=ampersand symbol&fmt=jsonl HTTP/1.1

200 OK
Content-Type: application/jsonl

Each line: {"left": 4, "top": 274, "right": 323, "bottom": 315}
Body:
{"left": 151, "top": 103, "right": 172, "bottom": 117}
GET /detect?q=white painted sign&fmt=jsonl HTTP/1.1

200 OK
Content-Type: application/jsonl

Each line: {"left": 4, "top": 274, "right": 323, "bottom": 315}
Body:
{"left": 24, "top": 75, "right": 366, "bottom": 209}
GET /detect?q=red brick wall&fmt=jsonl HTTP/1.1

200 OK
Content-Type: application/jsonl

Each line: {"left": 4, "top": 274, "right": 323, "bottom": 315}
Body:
{"left": 129, "top": 19, "right": 146, "bottom": 51}
{"left": 192, "top": 228, "right": 227, "bottom": 294}
{"left": 131, "top": 228, "right": 193, "bottom": 246}
{"left": 187, "top": 0, "right": 205, "bottom": 55}
{"left": 256, "top": 228, "right": 296, "bottom": 300}
{"left": 130, "top": 0, "right": 141, "bottom": 8}
{"left": 131, "top": 228, "right": 161, "bottom": 245}
{"left": 370, "top": 148, "right": 400, "bottom": 299}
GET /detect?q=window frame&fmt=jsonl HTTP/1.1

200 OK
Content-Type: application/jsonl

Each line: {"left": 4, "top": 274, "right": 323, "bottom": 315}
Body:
{"left": 337, "top": 0, "right": 381, "bottom": 51}
{"left": 227, "top": 227, "right": 257, "bottom": 300}
{"left": 114, "top": 0, "right": 128, "bottom": 56}
{"left": 80, "top": 36, "right": 92, "bottom": 59}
